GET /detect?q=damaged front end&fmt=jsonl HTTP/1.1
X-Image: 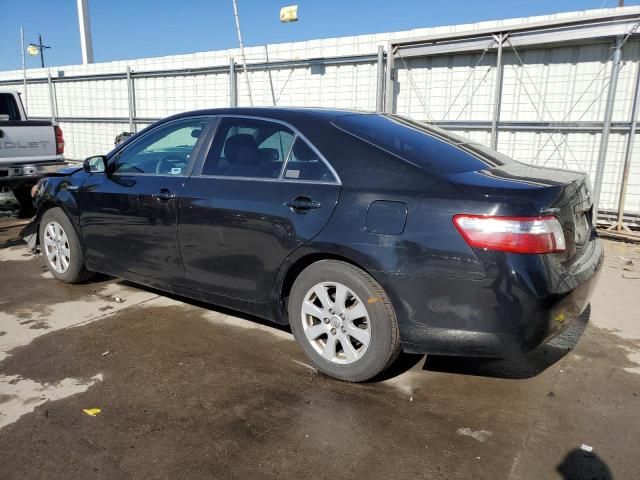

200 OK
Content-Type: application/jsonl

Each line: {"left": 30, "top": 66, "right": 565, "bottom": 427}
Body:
{"left": 19, "top": 164, "right": 84, "bottom": 253}
{"left": 20, "top": 222, "right": 39, "bottom": 252}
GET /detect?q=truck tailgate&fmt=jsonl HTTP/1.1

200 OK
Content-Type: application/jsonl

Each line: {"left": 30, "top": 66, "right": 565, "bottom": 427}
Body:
{"left": 0, "top": 121, "right": 58, "bottom": 164}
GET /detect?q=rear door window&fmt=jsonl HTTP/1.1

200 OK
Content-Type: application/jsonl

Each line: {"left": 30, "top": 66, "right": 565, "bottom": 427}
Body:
{"left": 202, "top": 117, "right": 294, "bottom": 178}
{"left": 283, "top": 138, "right": 336, "bottom": 182}
{"left": 0, "top": 93, "right": 20, "bottom": 121}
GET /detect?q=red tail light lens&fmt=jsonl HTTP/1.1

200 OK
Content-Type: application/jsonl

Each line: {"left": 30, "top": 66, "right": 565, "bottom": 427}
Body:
{"left": 453, "top": 215, "right": 566, "bottom": 254}
{"left": 54, "top": 125, "right": 64, "bottom": 155}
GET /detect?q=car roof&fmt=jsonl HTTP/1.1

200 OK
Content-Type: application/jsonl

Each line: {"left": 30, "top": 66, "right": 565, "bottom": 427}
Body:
{"left": 168, "top": 107, "right": 371, "bottom": 123}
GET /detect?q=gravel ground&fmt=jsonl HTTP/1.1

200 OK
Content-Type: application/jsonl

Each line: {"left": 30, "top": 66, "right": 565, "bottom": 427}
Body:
{"left": 1, "top": 206, "right": 639, "bottom": 480}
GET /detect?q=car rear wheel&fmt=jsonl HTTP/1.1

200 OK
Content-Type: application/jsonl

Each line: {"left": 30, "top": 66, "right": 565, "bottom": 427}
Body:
{"left": 39, "top": 207, "right": 93, "bottom": 283}
{"left": 288, "top": 260, "right": 400, "bottom": 382}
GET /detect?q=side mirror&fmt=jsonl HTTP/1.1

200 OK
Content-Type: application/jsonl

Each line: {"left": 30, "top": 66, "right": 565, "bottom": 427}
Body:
{"left": 83, "top": 155, "right": 108, "bottom": 174}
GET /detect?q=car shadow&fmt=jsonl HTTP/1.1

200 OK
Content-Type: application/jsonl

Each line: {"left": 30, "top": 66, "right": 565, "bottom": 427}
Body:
{"left": 0, "top": 237, "right": 24, "bottom": 249}
{"left": 111, "top": 278, "right": 589, "bottom": 382}
{"left": 422, "top": 306, "right": 591, "bottom": 379}
{"left": 117, "top": 279, "right": 293, "bottom": 335}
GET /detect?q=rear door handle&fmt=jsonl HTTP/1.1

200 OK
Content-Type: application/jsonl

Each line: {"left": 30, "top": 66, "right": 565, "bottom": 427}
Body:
{"left": 285, "top": 196, "right": 321, "bottom": 211}
{"left": 152, "top": 188, "right": 176, "bottom": 201}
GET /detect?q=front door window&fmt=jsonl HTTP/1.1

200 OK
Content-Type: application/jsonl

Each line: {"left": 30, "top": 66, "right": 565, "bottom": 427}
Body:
{"left": 114, "top": 118, "right": 209, "bottom": 175}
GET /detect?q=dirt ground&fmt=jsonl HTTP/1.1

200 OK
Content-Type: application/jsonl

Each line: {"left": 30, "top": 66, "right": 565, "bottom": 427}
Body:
{"left": 1, "top": 197, "right": 640, "bottom": 480}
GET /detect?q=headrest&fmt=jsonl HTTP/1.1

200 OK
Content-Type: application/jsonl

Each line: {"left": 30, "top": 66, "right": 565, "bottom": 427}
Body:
{"left": 259, "top": 148, "right": 280, "bottom": 162}
{"left": 224, "top": 134, "right": 259, "bottom": 165}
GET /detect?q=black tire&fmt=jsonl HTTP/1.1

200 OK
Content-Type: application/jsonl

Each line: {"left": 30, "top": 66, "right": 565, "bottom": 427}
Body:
{"left": 12, "top": 185, "right": 35, "bottom": 216}
{"left": 39, "top": 207, "right": 94, "bottom": 283}
{"left": 288, "top": 260, "right": 400, "bottom": 382}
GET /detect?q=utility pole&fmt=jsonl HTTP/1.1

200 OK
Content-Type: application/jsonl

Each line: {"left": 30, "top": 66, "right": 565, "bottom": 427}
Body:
{"left": 20, "top": 26, "right": 28, "bottom": 113}
{"left": 76, "top": 0, "right": 95, "bottom": 64}
{"left": 231, "top": 0, "right": 253, "bottom": 106}
{"left": 28, "top": 34, "right": 51, "bottom": 68}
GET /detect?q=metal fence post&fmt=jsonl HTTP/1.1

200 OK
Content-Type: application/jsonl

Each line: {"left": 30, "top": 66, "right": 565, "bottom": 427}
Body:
{"left": 47, "top": 72, "right": 57, "bottom": 122}
{"left": 229, "top": 57, "right": 237, "bottom": 107}
{"left": 384, "top": 43, "right": 395, "bottom": 113}
{"left": 126, "top": 66, "right": 136, "bottom": 133}
{"left": 593, "top": 36, "right": 623, "bottom": 220}
{"left": 376, "top": 45, "right": 385, "bottom": 112}
{"left": 611, "top": 54, "right": 640, "bottom": 232}
{"left": 490, "top": 34, "right": 504, "bottom": 150}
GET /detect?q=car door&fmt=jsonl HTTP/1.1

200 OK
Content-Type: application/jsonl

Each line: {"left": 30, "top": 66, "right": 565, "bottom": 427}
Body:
{"left": 178, "top": 115, "right": 341, "bottom": 302}
{"left": 80, "top": 116, "right": 212, "bottom": 281}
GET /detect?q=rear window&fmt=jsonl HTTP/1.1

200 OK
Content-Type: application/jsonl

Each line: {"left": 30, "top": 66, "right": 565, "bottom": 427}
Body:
{"left": 332, "top": 114, "right": 512, "bottom": 174}
{"left": 0, "top": 93, "right": 20, "bottom": 121}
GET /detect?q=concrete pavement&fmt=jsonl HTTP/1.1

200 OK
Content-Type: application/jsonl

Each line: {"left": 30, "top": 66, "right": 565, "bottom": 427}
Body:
{"left": 1, "top": 212, "right": 639, "bottom": 480}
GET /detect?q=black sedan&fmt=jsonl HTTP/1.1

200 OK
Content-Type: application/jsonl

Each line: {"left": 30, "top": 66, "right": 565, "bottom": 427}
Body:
{"left": 23, "top": 108, "right": 603, "bottom": 381}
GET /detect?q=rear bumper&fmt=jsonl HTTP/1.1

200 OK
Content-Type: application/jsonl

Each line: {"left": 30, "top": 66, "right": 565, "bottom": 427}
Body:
{"left": 0, "top": 160, "right": 67, "bottom": 185}
{"left": 376, "top": 238, "right": 604, "bottom": 357}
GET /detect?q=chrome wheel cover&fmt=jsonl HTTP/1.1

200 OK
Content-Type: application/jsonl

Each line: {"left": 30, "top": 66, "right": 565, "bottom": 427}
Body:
{"left": 301, "top": 282, "right": 371, "bottom": 365}
{"left": 43, "top": 221, "right": 71, "bottom": 274}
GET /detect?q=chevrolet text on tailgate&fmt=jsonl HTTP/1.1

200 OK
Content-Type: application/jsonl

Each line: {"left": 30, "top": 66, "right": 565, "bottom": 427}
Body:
{"left": 22, "top": 108, "right": 603, "bottom": 382}
{"left": 0, "top": 90, "right": 66, "bottom": 211}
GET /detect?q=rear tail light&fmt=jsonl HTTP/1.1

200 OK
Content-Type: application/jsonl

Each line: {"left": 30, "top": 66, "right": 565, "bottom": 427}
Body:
{"left": 54, "top": 125, "right": 64, "bottom": 155}
{"left": 453, "top": 215, "right": 566, "bottom": 254}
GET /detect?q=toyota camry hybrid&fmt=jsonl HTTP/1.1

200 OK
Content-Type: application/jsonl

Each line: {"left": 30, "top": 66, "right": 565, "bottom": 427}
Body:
{"left": 22, "top": 108, "right": 603, "bottom": 382}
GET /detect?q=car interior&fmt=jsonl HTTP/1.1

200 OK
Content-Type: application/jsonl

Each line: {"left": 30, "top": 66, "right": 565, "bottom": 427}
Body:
{"left": 202, "top": 119, "right": 334, "bottom": 182}
{"left": 114, "top": 122, "right": 206, "bottom": 175}
{"left": 202, "top": 120, "right": 293, "bottom": 178}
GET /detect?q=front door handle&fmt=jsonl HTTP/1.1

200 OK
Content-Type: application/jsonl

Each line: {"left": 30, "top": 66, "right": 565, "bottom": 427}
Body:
{"left": 152, "top": 188, "right": 176, "bottom": 201}
{"left": 285, "top": 196, "right": 321, "bottom": 211}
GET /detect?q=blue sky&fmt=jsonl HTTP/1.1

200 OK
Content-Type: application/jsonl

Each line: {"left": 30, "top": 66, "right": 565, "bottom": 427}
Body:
{"left": 0, "top": 0, "right": 636, "bottom": 71}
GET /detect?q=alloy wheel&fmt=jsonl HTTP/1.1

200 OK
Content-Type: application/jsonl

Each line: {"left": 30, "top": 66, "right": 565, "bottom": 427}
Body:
{"left": 43, "top": 221, "right": 71, "bottom": 274}
{"left": 300, "top": 282, "right": 371, "bottom": 364}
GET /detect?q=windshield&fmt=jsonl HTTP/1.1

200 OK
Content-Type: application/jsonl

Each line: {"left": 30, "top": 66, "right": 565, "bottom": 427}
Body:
{"left": 332, "top": 114, "right": 514, "bottom": 174}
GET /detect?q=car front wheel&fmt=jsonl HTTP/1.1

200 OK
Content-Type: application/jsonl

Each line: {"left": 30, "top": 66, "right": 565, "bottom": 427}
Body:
{"left": 39, "top": 207, "right": 93, "bottom": 283}
{"left": 288, "top": 260, "right": 400, "bottom": 382}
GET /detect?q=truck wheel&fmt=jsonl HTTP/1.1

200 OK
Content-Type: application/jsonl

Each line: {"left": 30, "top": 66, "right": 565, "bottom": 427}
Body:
{"left": 39, "top": 207, "right": 94, "bottom": 283}
{"left": 288, "top": 260, "right": 401, "bottom": 382}
{"left": 12, "top": 185, "right": 34, "bottom": 215}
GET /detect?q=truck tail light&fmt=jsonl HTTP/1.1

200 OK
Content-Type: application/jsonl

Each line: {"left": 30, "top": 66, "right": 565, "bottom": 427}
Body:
{"left": 54, "top": 125, "right": 64, "bottom": 155}
{"left": 453, "top": 215, "right": 566, "bottom": 254}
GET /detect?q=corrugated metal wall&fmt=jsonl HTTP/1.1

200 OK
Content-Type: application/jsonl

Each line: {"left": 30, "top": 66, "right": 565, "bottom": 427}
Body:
{"left": 1, "top": 6, "right": 639, "bottom": 217}
{"left": 394, "top": 39, "right": 640, "bottom": 213}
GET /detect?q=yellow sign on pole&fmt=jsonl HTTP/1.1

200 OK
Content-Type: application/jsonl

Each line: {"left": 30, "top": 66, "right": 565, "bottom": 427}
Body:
{"left": 27, "top": 44, "right": 39, "bottom": 56}
{"left": 280, "top": 5, "right": 298, "bottom": 23}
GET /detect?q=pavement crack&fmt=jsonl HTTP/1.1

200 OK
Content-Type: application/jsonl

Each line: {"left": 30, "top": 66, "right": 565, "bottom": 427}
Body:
{"left": 67, "top": 295, "right": 162, "bottom": 330}
{"left": 506, "top": 367, "right": 566, "bottom": 480}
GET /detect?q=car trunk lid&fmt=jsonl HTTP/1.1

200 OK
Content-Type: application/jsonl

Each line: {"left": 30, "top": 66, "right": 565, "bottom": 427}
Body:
{"left": 448, "top": 162, "right": 594, "bottom": 259}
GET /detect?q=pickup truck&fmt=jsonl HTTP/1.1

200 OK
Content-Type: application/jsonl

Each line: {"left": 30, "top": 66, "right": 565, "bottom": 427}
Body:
{"left": 0, "top": 90, "right": 66, "bottom": 212}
